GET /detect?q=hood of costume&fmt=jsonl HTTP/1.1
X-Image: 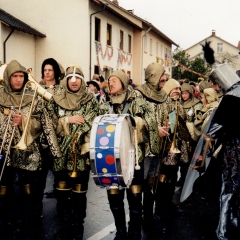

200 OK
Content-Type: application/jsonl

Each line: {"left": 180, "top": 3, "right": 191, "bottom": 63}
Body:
{"left": 181, "top": 83, "right": 200, "bottom": 109}
{"left": 50, "top": 65, "right": 93, "bottom": 110}
{"left": 198, "top": 80, "right": 211, "bottom": 93}
{"left": 135, "top": 62, "right": 167, "bottom": 102}
{"left": 108, "top": 70, "right": 129, "bottom": 104}
{"left": 0, "top": 60, "right": 31, "bottom": 107}
{"left": 201, "top": 88, "right": 219, "bottom": 112}
{"left": 162, "top": 78, "right": 180, "bottom": 99}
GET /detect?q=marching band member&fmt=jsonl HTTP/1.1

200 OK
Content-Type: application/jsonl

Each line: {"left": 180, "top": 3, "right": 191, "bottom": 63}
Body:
{"left": 154, "top": 78, "right": 189, "bottom": 231}
{"left": 0, "top": 60, "right": 61, "bottom": 239}
{"left": 99, "top": 70, "right": 157, "bottom": 240}
{"left": 35, "top": 58, "right": 65, "bottom": 221}
{"left": 132, "top": 63, "right": 172, "bottom": 227}
{"left": 49, "top": 64, "right": 99, "bottom": 240}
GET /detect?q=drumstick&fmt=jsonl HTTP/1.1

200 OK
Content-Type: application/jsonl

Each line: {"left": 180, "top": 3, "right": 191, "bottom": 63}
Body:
{"left": 134, "top": 129, "right": 140, "bottom": 170}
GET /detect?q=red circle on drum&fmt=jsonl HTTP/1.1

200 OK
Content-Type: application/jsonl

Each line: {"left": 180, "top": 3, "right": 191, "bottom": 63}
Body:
{"left": 97, "top": 128, "right": 104, "bottom": 134}
{"left": 102, "top": 178, "right": 111, "bottom": 184}
{"left": 105, "top": 155, "right": 115, "bottom": 165}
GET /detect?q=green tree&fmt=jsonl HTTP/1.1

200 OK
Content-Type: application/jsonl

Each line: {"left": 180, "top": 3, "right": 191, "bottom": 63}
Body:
{"left": 172, "top": 49, "right": 211, "bottom": 82}
{"left": 172, "top": 49, "right": 191, "bottom": 80}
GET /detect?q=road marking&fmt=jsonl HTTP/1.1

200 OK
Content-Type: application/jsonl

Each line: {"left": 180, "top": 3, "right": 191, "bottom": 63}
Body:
{"left": 86, "top": 214, "right": 129, "bottom": 240}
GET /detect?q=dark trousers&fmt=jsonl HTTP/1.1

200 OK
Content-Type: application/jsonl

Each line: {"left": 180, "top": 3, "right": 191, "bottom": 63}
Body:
{"left": 53, "top": 166, "right": 90, "bottom": 240}
{"left": 107, "top": 162, "right": 144, "bottom": 240}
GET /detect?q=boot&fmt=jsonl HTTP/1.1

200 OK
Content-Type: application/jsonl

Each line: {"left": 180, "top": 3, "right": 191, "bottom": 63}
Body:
{"left": 142, "top": 178, "right": 155, "bottom": 226}
{"left": 19, "top": 184, "right": 35, "bottom": 240}
{"left": 127, "top": 186, "right": 142, "bottom": 240}
{"left": 154, "top": 180, "right": 169, "bottom": 232}
{"left": 0, "top": 186, "right": 8, "bottom": 239}
{"left": 72, "top": 184, "right": 88, "bottom": 240}
{"left": 107, "top": 189, "right": 127, "bottom": 240}
{"left": 54, "top": 183, "right": 72, "bottom": 240}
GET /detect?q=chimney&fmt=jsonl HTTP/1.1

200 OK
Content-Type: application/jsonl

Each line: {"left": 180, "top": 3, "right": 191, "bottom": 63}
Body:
{"left": 212, "top": 30, "right": 216, "bottom": 36}
{"left": 112, "top": 0, "right": 119, "bottom": 5}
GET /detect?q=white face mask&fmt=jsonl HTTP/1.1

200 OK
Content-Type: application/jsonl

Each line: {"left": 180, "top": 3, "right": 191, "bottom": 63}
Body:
{"left": 70, "top": 67, "right": 77, "bottom": 82}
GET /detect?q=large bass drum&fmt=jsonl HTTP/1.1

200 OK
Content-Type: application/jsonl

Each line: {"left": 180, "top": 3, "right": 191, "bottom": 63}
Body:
{"left": 90, "top": 114, "right": 135, "bottom": 188}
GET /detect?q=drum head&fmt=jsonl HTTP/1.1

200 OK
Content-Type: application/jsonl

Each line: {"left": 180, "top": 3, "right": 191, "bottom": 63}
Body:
{"left": 118, "top": 116, "right": 135, "bottom": 186}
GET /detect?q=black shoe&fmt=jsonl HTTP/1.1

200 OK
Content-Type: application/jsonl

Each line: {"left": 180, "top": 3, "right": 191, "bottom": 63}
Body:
{"left": 153, "top": 214, "right": 170, "bottom": 233}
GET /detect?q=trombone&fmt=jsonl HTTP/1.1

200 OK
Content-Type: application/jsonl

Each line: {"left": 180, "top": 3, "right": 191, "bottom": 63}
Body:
{"left": 151, "top": 101, "right": 181, "bottom": 194}
{"left": 12, "top": 81, "right": 38, "bottom": 151}
{"left": 151, "top": 110, "right": 169, "bottom": 194}
{"left": 0, "top": 67, "right": 53, "bottom": 182}
{"left": 0, "top": 107, "right": 15, "bottom": 182}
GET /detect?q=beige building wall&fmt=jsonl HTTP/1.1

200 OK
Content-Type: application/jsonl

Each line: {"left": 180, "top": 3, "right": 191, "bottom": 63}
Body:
{"left": 0, "top": 23, "right": 36, "bottom": 75}
{"left": 2, "top": 0, "right": 89, "bottom": 81}
{"left": 1, "top": 0, "right": 175, "bottom": 83}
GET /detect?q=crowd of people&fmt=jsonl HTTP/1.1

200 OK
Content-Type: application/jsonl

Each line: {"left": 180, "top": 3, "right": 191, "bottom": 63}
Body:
{"left": 0, "top": 58, "right": 239, "bottom": 240}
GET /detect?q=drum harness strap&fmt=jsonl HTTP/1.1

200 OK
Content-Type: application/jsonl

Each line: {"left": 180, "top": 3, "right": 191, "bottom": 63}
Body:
{"left": 108, "top": 94, "right": 141, "bottom": 170}
{"left": 109, "top": 92, "right": 130, "bottom": 114}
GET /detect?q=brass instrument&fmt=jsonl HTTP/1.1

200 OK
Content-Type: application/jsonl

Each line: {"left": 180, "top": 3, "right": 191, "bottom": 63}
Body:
{"left": 169, "top": 102, "right": 180, "bottom": 154}
{"left": 0, "top": 66, "right": 53, "bottom": 180}
{"left": 151, "top": 110, "right": 169, "bottom": 194}
{"left": 69, "top": 132, "right": 80, "bottom": 178}
{"left": 26, "top": 68, "right": 52, "bottom": 101}
{"left": 0, "top": 63, "right": 7, "bottom": 84}
{"left": 0, "top": 107, "right": 15, "bottom": 182}
{"left": 13, "top": 68, "right": 54, "bottom": 150}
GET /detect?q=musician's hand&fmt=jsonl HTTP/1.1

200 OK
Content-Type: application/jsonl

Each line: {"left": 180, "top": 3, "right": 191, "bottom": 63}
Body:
{"left": 68, "top": 116, "right": 85, "bottom": 125}
{"left": 197, "top": 155, "right": 203, "bottom": 162}
{"left": 12, "top": 111, "right": 22, "bottom": 126}
{"left": 159, "top": 126, "right": 169, "bottom": 137}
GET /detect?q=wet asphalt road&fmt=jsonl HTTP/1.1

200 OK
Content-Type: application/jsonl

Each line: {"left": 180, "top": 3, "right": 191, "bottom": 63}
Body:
{"left": 3, "top": 171, "right": 239, "bottom": 240}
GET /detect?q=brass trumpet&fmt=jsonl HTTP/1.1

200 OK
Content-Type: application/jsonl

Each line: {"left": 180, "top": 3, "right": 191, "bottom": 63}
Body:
{"left": 69, "top": 132, "right": 80, "bottom": 178}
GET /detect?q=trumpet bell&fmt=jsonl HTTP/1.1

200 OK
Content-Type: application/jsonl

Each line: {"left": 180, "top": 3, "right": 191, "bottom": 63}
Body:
{"left": 26, "top": 68, "right": 52, "bottom": 101}
{"left": 0, "top": 64, "right": 7, "bottom": 84}
{"left": 12, "top": 139, "right": 28, "bottom": 151}
{"left": 170, "top": 145, "right": 180, "bottom": 154}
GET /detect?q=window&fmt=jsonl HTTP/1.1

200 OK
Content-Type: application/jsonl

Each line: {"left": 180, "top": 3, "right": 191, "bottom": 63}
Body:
{"left": 150, "top": 38, "right": 153, "bottom": 55}
{"left": 94, "top": 65, "right": 99, "bottom": 75}
{"left": 128, "top": 35, "right": 132, "bottom": 53}
{"left": 217, "top": 43, "right": 223, "bottom": 53}
{"left": 120, "top": 30, "right": 124, "bottom": 50}
{"left": 156, "top": 42, "right": 159, "bottom": 57}
{"left": 106, "top": 24, "right": 112, "bottom": 45}
{"left": 143, "top": 35, "right": 147, "bottom": 52}
{"left": 95, "top": 18, "right": 101, "bottom": 42}
{"left": 160, "top": 45, "right": 163, "bottom": 58}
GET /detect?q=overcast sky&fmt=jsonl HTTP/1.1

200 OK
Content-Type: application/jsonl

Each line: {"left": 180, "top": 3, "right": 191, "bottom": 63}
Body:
{"left": 119, "top": 0, "right": 240, "bottom": 50}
